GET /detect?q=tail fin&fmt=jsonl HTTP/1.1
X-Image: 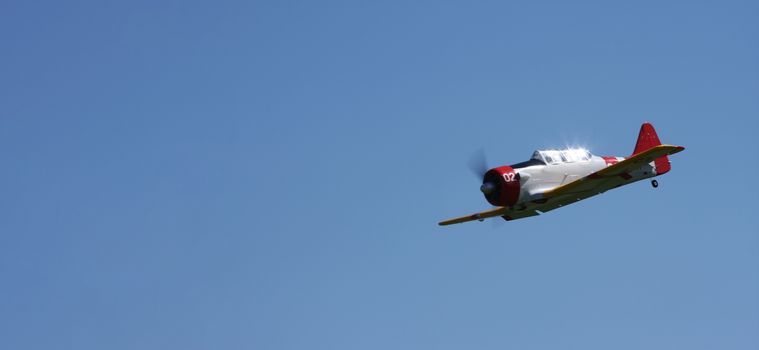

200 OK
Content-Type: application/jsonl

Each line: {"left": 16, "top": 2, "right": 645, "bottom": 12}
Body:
{"left": 633, "top": 122, "right": 671, "bottom": 175}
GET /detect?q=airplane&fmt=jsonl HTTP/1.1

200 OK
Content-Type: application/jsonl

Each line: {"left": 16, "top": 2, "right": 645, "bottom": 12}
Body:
{"left": 439, "top": 122, "right": 684, "bottom": 225}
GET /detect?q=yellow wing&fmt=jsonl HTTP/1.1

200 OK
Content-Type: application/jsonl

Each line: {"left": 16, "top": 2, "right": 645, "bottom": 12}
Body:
{"left": 438, "top": 206, "right": 541, "bottom": 225}
{"left": 543, "top": 144, "right": 685, "bottom": 198}
{"left": 438, "top": 207, "right": 508, "bottom": 226}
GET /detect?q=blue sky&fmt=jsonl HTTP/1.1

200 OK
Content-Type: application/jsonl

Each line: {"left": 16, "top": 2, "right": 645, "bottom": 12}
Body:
{"left": 1, "top": 1, "right": 758, "bottom": 349}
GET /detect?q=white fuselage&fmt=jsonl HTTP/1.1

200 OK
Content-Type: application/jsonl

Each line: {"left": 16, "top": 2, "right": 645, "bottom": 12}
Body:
{"left": 515, "top": 155, "right": 656, "bottom": 204}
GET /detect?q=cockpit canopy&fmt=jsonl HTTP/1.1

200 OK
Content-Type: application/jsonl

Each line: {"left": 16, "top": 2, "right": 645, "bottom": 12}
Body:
{"left": 531, "top": 148, "right": 593, "bottom": 165}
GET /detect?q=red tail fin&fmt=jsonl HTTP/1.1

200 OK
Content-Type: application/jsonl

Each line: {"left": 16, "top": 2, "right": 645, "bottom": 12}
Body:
{"left": 633, "top": 122, "right": 671, "bottom": 174}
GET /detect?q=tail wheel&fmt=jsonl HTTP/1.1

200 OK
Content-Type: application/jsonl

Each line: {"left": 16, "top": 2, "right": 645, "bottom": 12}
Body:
{"left": 651, "top": 179, "right": 659, "bottom": 188}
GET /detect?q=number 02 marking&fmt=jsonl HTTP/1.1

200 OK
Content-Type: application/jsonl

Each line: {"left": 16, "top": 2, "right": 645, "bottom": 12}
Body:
{"left": 502, "top": 173, "right": 516, "bottom": 182}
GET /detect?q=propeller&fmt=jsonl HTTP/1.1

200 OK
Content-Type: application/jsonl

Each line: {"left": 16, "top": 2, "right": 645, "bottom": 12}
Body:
{"left": 469, "top": 148, "right": 498, "bottom": 195}
{"left": 467, "top": 148, "right": 489, "bottom": 181}
{"left": 466, "top": 149, "right": 513, "bottom": 227}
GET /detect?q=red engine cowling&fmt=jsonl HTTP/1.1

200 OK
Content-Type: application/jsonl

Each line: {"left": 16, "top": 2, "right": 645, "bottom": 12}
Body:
{"left": 482, "top": 166, "right": 520, "bottom": 207}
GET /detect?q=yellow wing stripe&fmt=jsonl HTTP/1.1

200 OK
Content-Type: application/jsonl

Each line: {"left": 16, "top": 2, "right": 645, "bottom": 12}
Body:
{"left": 438, "top": 207, "right": 507, "bottom": 226}
{"left": 544, "top": 144, "right": 684, "bottom": 198}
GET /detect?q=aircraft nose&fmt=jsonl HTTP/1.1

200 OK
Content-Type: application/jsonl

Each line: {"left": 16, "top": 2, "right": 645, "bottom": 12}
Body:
{"left": 480, "top": 182, "right": 496, "bottom": 195}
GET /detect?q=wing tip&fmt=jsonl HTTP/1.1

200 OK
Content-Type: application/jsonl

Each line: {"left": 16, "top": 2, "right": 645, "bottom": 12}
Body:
{"left": 660, "top": 144, "right": 685, "bottom": 154}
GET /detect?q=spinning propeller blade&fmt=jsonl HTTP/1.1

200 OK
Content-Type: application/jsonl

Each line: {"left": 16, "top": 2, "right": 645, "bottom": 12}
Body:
{"left": 467, "top": 148, "right": 489, "bottom": 180}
